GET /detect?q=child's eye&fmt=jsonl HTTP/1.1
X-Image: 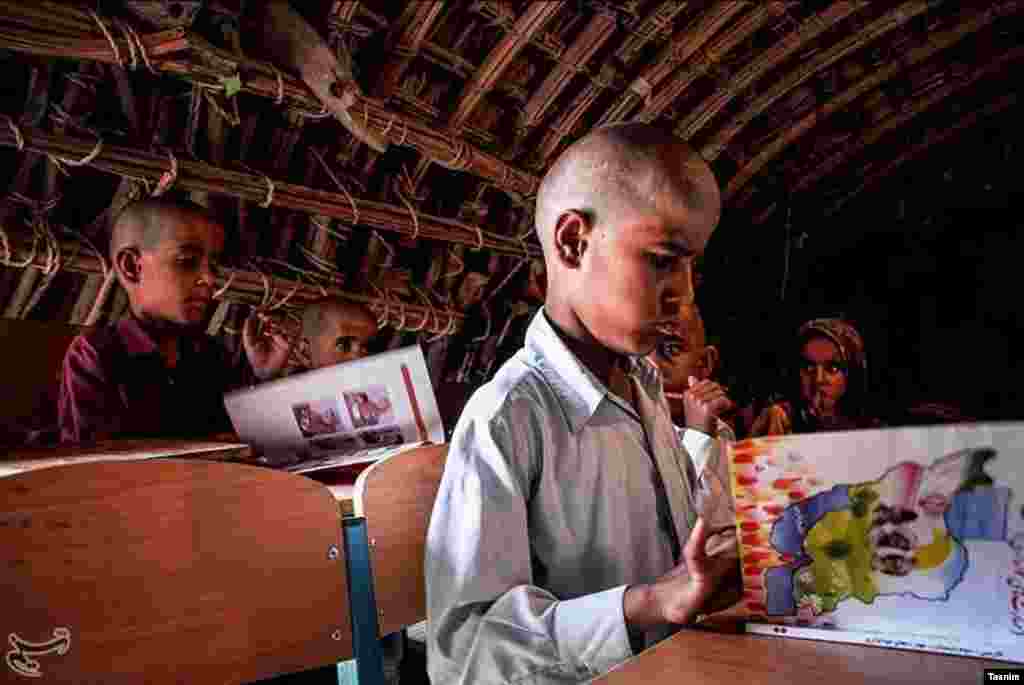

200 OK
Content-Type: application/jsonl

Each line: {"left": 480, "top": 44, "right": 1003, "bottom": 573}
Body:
{"left": 176, "top": 256, "right": 199, "bottom": 269}
{"left": 663, "top": 342, "right": 685, "bottom": 357}
{"left": 648, "top": 253, "right": 675, "bottom": 270}
{"left": 335, "top": 337, "right": 355, "bottom": 352}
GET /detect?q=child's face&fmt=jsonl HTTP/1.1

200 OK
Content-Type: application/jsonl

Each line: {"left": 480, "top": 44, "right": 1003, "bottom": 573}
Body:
{"left": 799, "top": 336, "right": 848, "bottom": 415}
{"left": 135, "top": 214, "right": 225, "bottom": 327}
{"left": 310, "top": 310, "right": 378, "bottom": 369}
{"left": 574, "top": 211, "right": 702, "bottom": 356}
{"left": 649, "top": 304, "right": 710, "bottom": 392}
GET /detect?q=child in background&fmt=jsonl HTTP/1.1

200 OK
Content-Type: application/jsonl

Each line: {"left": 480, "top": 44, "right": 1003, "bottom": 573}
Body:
{"left": 59, "top": 198, "right": 291, "bottom": 443}
{"left": 649, "top": 302, "right": 737, "bottom": 536}
{"left": 298, "top": 297, "right": 379, "bottom": 371}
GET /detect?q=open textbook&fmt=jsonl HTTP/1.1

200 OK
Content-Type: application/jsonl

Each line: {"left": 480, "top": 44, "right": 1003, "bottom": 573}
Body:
{"left": 726, "top": 423, "right": 1024, "bottom": 662}
{"left": 224, "top": 345, "right": 444, "bottom": 474}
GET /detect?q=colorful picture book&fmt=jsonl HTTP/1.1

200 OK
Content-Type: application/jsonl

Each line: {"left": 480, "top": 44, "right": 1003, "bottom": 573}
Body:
{"left": 726, "top": 423, "right": 1024, "bottom": 662}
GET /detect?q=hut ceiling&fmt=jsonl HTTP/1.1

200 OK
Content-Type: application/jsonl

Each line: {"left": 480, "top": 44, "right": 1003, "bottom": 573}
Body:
{"left": 0, "top": 0, "right": 1021, "bottom": 381}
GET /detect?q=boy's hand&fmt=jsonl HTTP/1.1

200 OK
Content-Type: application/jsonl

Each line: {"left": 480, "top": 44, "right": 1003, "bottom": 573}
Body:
{"left": 624, "top": 517, "right": 740, "bottom": 629}
{"left": 683, "top": 376, "right": 734, "bottom": 436}
{"left": 243, "top": 310, "right": 295, "bottom": 381}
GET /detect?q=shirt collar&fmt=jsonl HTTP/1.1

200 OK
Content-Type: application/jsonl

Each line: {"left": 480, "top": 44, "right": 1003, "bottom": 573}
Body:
{"left": 117, "top": 317, "right": 159, "bottom": 356}
{"left": 524, "top": 308, "right": 663, "bottom": 433}
{"left": 116, "top": 316, "right": 207, "bottom": 358}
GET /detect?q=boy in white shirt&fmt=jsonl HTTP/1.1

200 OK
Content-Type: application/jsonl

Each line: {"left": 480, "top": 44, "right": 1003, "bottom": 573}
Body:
{"left": 426, "top": 124, "right": 739, "bottom": 685}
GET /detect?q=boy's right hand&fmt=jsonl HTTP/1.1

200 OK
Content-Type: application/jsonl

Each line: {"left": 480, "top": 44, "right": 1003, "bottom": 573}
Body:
{"left": 243, "top": 310, "right": 295, "bottom": 380}
{"left": 624, "top": 517, "right": 740, "bottom": 629}
{"left": 683, "top": 376, "right": 734, "bottom": 436}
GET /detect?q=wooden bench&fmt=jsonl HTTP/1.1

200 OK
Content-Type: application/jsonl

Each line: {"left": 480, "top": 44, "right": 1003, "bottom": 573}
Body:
{"left": 341, "top": 444, "right": 448, "bottom": 685}
{"left": 1, "top": 459, "right": 357, "bottom": 684}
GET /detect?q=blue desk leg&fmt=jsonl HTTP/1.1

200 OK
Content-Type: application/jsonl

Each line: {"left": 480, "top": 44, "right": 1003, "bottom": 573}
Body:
{"left": 343, "top": 517, "right": 387, "bottom": 685}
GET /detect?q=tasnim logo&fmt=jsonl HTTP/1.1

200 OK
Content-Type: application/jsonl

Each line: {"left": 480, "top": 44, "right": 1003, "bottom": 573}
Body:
{"left": 1008, "top": 534, "right": 1024, "bottom": 635}
{"left": 5, "top": 628, "right": 71, "bottom": 678}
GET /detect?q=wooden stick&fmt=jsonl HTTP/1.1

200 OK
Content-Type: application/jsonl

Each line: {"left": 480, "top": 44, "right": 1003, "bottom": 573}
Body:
{"left": 1, "top": 232, "right": 466, "bottom": 336}
{"left": 0, "top": 3, "right": 540, "bottom": 197}
{"left": 0, "top": 126, "right": 541, "bottom": 258}
{"left": 725, "top": 1, "right": 1021, "bottom": 203}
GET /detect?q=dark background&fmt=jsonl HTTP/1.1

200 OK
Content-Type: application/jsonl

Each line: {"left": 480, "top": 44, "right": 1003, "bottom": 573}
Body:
{"left": 700, "top": 102, "right": 1022, "bottom": 423}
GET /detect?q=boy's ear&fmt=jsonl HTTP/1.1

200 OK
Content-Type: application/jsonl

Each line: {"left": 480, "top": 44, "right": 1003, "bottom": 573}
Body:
{"left": 552, "top": 210, "right": 590, "bottom": 268}
{"left": 702, "top": 345, "right": 720, "bottom": 379}
{"left": 114, "top": 247, "right": 143, "bottom": 286}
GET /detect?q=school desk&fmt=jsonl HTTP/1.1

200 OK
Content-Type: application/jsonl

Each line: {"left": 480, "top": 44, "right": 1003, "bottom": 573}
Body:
{"left": 592, "top": 627, "right": 1009, "bottom": 685}
{"left": 0, "top": 438, "right": 361, "bottom": 517}
{"left": 0, "top": 438, "right": 254, "bottom": 476}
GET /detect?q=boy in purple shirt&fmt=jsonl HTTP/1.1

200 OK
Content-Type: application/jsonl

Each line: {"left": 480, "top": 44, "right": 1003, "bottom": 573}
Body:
{"left": 59, "top": 199, "right": 291, "bottom": 443}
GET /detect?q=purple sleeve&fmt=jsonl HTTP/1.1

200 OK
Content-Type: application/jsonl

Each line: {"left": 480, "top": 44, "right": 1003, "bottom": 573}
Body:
{"left": 58, "top": 335, "right": 123, "bottom": 443}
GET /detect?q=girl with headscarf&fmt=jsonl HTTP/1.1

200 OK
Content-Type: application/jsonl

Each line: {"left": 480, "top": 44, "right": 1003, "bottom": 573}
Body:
{"left": 752, "top": 318, "right": 880, "bottom": 435}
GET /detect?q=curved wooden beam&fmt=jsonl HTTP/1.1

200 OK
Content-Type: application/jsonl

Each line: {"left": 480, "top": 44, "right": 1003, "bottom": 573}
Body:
{"left": 0, "top": 2, "right": 542, "bottom": 196}
{"left": 672, "top": 1, "right": 866, "bottom": 142}
{"left": 614, "top": 0, "right": 693, "bottom": 67}
{"left": 599, "top": 1, "right": 751, "bottom": 126}
{"left": 825, "top": 92, "right": 1019, "bottom": 215}
{"left": 531, "top": 0, "right": 687, "bottom": 165}
{"left": 0, "top": 126, "right": 543, "bottom": 258}
{"left": 448, "top": 1, "right": 565, "bottom": 132}
{"left": 518, "top": 7, "right": 618, "bottom": 132}
{"left": 696, "top": 1, "right": 928, "bottom": 160}
{"left": 372, "top": 2, "right": 448, "bottom": 98}
{"left": 631, "top": 2, "right": 780, "bottom": 125}
{"left": 787, "top": 43, "right": 1024, "bottom": 199}
{"left": 333, "top": 2, "right": 361, "bottom": 26}
{"left": 0, "top": 232, "right": 468, "bottom": 334}
{"left": 468, "top": 0, "right": 566, "bottom": 60}
{"left": 725, "top": 1, "right": 1022, "bottom": 203}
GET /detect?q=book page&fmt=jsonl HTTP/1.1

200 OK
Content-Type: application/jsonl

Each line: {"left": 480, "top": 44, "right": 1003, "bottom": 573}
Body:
{"left": 226, "top": 345, "right": 444, "bottom": 469}
{"left": 727, "top": 423, "right": 1024, "bottom": 662}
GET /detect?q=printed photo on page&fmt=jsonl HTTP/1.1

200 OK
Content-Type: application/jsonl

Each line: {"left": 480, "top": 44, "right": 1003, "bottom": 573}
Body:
{"left": 223, "top": 345, "right": 444, "bottom": 472}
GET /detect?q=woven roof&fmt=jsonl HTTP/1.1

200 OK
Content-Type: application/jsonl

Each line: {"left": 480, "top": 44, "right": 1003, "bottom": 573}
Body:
{"left": 0, "top": 0, "right": 1020, "bottom": 384}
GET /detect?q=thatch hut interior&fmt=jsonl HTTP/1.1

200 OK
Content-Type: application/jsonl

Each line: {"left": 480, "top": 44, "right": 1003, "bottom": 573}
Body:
{"left": 1, "top": 1, "right": 1022, "bottom": 682}
{"left": 1, "top": 0, "right": 1021, "bottom": 431}
{"left": 1, "top": 1, "right": 1020, "bottom": 436}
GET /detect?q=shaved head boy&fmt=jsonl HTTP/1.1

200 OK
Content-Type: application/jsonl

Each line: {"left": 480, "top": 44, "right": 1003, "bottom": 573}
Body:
{"left": 426, "top": 124, "right": 738, "bottom": 685}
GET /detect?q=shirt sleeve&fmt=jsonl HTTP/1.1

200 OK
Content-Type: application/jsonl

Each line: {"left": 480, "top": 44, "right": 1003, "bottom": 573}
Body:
{"left": 426, "top": 402, "right": 634, "bottom": 685}
{"left": 58, "top": 335, "right": 123, "bottom": 443}
{"left": 679, "top": 427, "right": 736, "bottom": 534}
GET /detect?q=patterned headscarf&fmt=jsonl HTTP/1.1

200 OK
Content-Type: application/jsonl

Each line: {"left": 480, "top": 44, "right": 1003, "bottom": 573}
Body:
{"left": 798, "top": 318, "right": 866, "bottom": 374}
{"left": 797, "top": 318, "right": 869, "bottom": 399}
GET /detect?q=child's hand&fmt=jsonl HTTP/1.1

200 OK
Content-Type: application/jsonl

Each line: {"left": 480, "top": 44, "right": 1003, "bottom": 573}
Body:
{"left": 624, "top": 517, "right": 741, "bottom": 629}
{"left": 678, "top": 517, "right": 742, "bottom": 618}
{"left": 243, "top": 310, "right": 295, "bottom": 380}
{"left": 683, "top": 376, "right": 734, "bottom": 436}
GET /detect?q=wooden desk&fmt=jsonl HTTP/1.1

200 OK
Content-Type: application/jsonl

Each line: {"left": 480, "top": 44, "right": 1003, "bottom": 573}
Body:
{"left": 593, "top": 629, "right": 1007, "bottom": 684}
{"left": 0, "top": 439, "right": 360, "bottom": 517}
{"left": 0, "top": 438, "right": 253, "bottom": 476}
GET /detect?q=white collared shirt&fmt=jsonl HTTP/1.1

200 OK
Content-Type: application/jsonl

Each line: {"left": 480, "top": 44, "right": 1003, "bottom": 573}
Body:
{"left": 425, "top": 309, "right": 723, "bottom": 685}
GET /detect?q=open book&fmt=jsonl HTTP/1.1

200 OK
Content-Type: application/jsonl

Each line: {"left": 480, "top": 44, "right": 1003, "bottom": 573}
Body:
{"left": 726, "top": 422, "right": 1024, "bottom": 663}
{"left": 223, "top": 345, "right": 445, "bottom": 474}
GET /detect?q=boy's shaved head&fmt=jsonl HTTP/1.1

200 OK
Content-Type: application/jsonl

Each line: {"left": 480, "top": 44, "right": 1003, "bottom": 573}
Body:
{"left": 534, "top": 122, "right": 723, "bottom": 358}
{"left": 110, "top": 198, "right": 213, "bottom": 263}
{"left": 109, "top": 197, "right": 226, "bottom": 327}
{"left": 301, "top": 297, "right": 377, "bottom": 339}
{"left": 535, "top": 123, "right": 721, "bottom": 262}
{"left": 302, "top": 297, "right": 379, "bottom": 369}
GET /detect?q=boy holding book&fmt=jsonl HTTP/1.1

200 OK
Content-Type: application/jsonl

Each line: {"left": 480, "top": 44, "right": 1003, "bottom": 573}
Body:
{"left": 59, "top": 198, "right": 291, "bottom": 443}
{"left": 426, "top": 124, "right": 739, "bottom": 685}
